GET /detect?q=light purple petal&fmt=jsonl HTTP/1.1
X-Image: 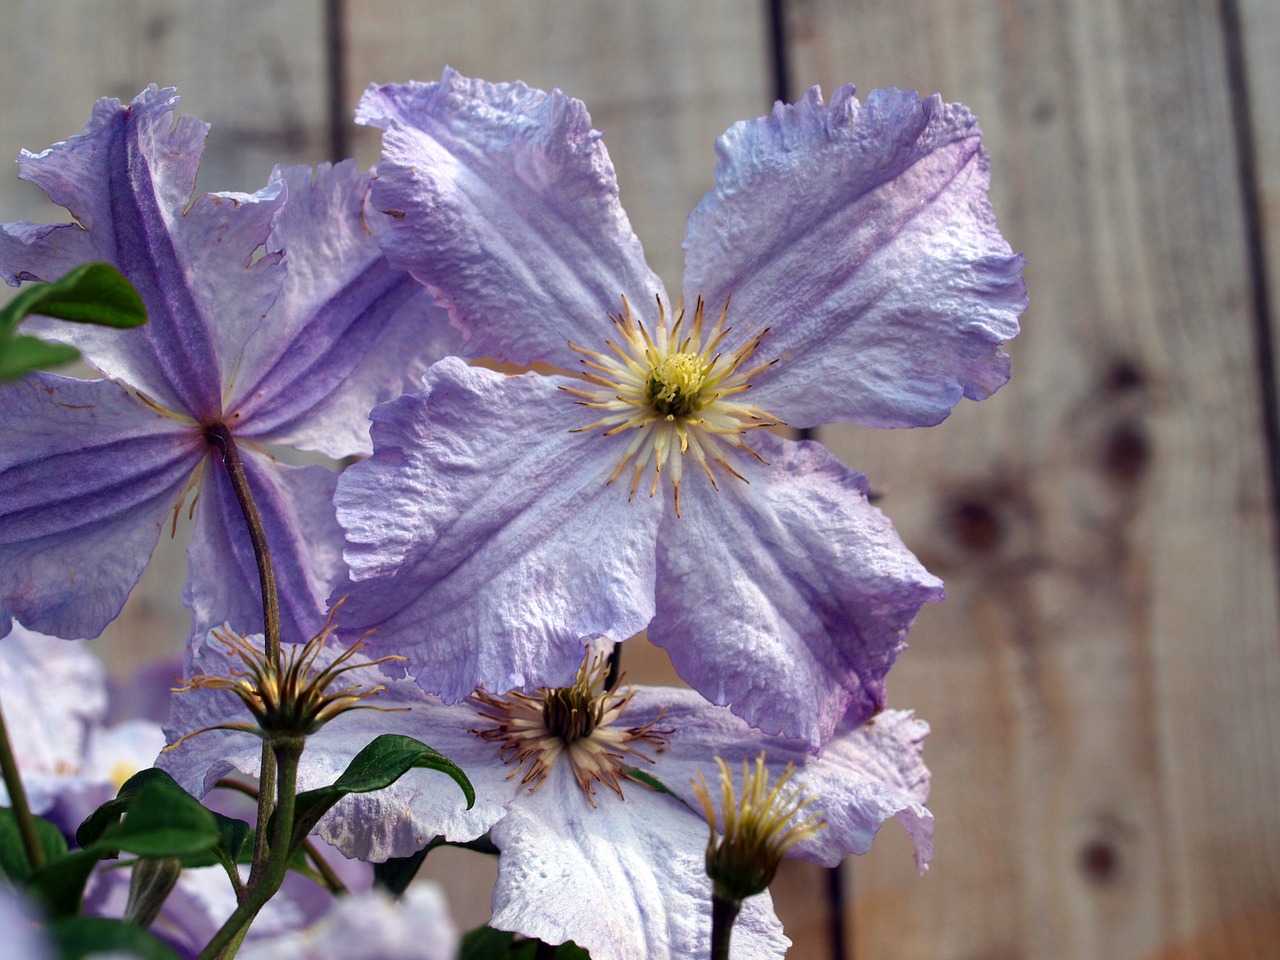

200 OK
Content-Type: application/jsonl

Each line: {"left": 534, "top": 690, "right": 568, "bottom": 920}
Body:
{"left": 0, "top": 626, "right": 106, "bottom": 813}
{"left": 185, "top": 449, "right": 345, "bottom": 646}
{"left": 335, "top": 357, "right": 660, "bottom": 701}
{"left": 0, "top": 373, "right": 203, "bottom": 639}
{"left": 229, "top": 161, "right": 460, "bottom": 458}
{"left": 238, "top": 885, "right": 458, "bottom": 960}
{"left": 10, "top": 86, "right": 287, "bottom": 419}
{"left": 489, "top": 763, "right": 788, "bottom": 960}
{"left": 0, "top": 221, "right": 96, "bottom": 285}
{"left": 357, "top": 68, "right": 662, "bottom": 367}
{"left": 158, "top": 631, "right": 509, "bottom": 862}
{"left": 683, "top": 85, "right": 1026, "bottom": 429}
{"left": 648, "top": 432, "right": 943, "bottom": 748}
{"left": 0, "top": 888, "right": 54, "bottom": 960}
{"left": 626, "top": 689, "right": 935, "bottom": 872}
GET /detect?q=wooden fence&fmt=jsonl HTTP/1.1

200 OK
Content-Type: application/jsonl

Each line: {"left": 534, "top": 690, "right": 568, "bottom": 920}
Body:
{"left": 2, "top": 1, "right": 1277, "bottom": 957}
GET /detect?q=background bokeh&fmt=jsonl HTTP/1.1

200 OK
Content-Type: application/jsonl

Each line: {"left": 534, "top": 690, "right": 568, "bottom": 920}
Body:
{"left": 2, "top": 1, "right": 1277, "bottom": 957}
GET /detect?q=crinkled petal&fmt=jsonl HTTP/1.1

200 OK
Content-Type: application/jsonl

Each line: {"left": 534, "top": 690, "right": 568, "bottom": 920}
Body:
{"left": 238, "top": 885, "right": 458, "bottom": 960}
{"left": 0, "top": 373, "right": 203, "bottom": 639}
{"left": 683, "top": 85, "right": 1026, "bottom": 429}
{"left": 185, "top": 448, "right": 345, "bottom": 645}
{"left": 625, "top": 689, "right": 935, "bottom": 872}
{"left": 158, "top": 631, "right": 510, "bottom": 862}
{"left": 0, "top": 221, "right": 96, "bottom": 284}
{"left": 335, "top": 357, "right": 660, "bottom": 701}
{"left": 229, "top": 161, "right": 460, "bottom": 458}
{"left": 649, "top": 432, "right": 943, "bottom": 748}
{"left": 9, "top": 86, "right": 287, "bottom": 418}
{"left": 357, "top": 68, "right": 662, "bottom": 367}
{"left": 489, "top": 763, "right": 788, "bottom": 960}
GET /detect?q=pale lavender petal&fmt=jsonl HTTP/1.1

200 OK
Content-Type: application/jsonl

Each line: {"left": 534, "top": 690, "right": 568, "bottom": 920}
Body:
{"left": 0, "top": 221, "right": 95, "bottom": 285}
{"left": 0, "top": 373, "right": 203, "bottom": 639}
{"left": 229, "top": 161, "right": 460, "bottom": 458}
{"left": 626, "top": 689, "right": 935, "bottom": 871}
{"left": 489, "top": 763, "right": 788, "bottom": 960}
{"left": 158, "top": 631, "right": 509, "bottom": 862}
{"left": 0, "top": 888, "right": 54, "bottom": 960}
{"left": 335, "top": 357, "right": 660, "bottom": 701}
{"left": 0, "top": 626, "right": 106, "bottom": 813}
{"left": 10, "top": 86, "right": 287, "bottom": 419}
{"left": 238, "top": 885, "right": 458, "bottom": 960}
{"left": 45, "top": 718, "right": 166, "bottom": 836}
{"left": 683, "top": 85, "right": 1026, "bottom": 429}
{"left": 649, "top": 432, "right": 943, "bottom": 748}
{"left": 357, "top": 69, "right": 662, "bottom": 367}
{"left": 185, "top": 449, "right": 345, "bottom": 646}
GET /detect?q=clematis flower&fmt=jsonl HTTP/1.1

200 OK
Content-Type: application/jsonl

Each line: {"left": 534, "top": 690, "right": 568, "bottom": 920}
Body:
{"left": 0, "top": 85, "right": 455, "bottom": 646}
{"left": 0, "top": 623, "right": 165, "bottom": 835}
{"left": 336, "top": 69, "right": 1026, "bottom": 747}
{"left": 161, "top": 636, "right": 933, "bottom": 960}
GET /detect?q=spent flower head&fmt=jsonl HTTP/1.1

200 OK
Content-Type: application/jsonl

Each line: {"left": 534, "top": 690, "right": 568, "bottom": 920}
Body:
{"left": 166, "top": 600, "right": 405, "bottom": 746}
{"left": 694, "top": 753, "right": 828, "bottom": 904}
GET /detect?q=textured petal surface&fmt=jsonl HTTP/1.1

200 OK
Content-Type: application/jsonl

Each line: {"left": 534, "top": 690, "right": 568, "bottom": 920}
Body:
{"left": 230, "top": 161, "right": 459, "bottom": 458}
{"left": 9, "top": 86, "right": 286, "bottom": 418}
{"left": 159, "top": 631, "right": 510, "bottom": 862}
{"left": 335, "top": 357, "right": 661, "bottom": 701}
{"left": 649, "top": 432, "right": 943, "bottom": 748}
{"left": 682, "top": 85, "right": 1026, "bottom": 429}
{"left": 626, "top": 690, "right": 935, "bottom": 871}
{"left": 185, "top": 448, "right": 345, "bottom": 646}
{"left": 0, "top": 373, "right": 203, "bottom": 639}
{"left": 357, "top": 69, "right": 662, "bottom": 367}
{"left": 489, "top": 762, "right": 788, "bottom": 960}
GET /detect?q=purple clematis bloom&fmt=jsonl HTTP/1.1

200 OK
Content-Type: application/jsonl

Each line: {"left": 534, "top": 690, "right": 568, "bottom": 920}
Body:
{"left": 161, "top": 635, "right": 933, "bottom": 960}
{"left": 0, "top": 624, "right": 166, "bottom": 835}
{"left": 0, "top": 86, "right": 455, "bottom": 646}
{"left": 334, "top": 69, "right": 1026, "bottom": 746}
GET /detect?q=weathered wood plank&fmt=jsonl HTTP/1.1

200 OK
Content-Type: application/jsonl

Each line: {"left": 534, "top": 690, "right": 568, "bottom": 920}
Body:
{"left": 0, "top": 2, "right": 331, "bottom": 669}
{"left": 787, "top": 1, "right": 1280, "bottom": 958}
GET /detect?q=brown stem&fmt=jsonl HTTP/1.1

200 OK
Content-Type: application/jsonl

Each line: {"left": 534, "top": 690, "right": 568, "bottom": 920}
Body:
{"left": 0, "top": 698, "right": 43, "bottom": 870}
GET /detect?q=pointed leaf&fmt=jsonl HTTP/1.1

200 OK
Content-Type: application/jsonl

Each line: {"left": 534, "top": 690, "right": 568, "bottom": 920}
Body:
{"left": 291, "top": 735, "right": 474, "bottom": 846}
{"left": 76, "top": 767, "right": 184, "bottom": 849}
{"left": 27, "top": 849, "right": 99, "bottom": 917}
{"left": 0, "top": 262, "right": 147, "bottom": 334}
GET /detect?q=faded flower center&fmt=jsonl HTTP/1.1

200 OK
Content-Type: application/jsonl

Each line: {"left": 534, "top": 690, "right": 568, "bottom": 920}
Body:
{"left": 470, "top": 654, "right": 671, "bottom": 806}
{"left": 562, "top": 295, "right": 783, "bottom": 515}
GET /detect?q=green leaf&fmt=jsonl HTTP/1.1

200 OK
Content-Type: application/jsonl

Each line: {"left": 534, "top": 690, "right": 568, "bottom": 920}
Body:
{"left": 0, "top": 262, "right": 147, "bottom": 334}
{"left": 0, "top": 334, "right": 81, "bottom": 380}
{"left": 459, "top": 927, "right": 592, "bottom": 960}
{"left": 460, "top": 925, "right": 518, "bottom": 960}
{"left": 0, "top": 808, "right": 68, "bottom": 884}
{"left": 623, "top": 766, "right": 680, "bottom": 797}
{"left": 77, "top": 768, "right": 191, "bottom": 849}
{"left": 290, "top": 735, "right": 474, "bottom": 848}
{"left": 93, "top": 781, "right": 221, "bottom": 858}
{"left": 47, "top": 915, "right": 184, "bottom": 960}
{"left": 27, "top": 849, "right": 99, "bottom": 917}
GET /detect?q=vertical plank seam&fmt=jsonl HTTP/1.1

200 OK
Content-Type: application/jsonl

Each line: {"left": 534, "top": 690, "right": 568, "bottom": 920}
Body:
{"left": 325, "top": 0, "right": 351, "bottom": 163}
{"left": 1219, "top": 0, "right": 1280, "bottom": 587}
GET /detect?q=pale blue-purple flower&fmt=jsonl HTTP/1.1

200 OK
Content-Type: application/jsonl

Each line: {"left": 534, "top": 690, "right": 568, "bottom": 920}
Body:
{"left": 333, "top": 69, "right": 1025, "bottom": 746}
{"left": 0, "top": 86, "right": 455, "bottom": 646}
{"left": 160, "top": 634, "right": 933, "bottom": 960}
{"left": 0, "top": 624, "right": 165, "bottom": 834}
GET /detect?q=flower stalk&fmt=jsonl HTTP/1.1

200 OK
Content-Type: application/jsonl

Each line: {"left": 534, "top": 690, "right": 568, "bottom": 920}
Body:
{"left": 0, "top": 698, "right": 43, "bottom": 870}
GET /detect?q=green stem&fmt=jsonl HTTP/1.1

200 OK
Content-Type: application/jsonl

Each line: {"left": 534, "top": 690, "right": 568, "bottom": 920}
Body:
{"left": 204, "top": 423, "right": 281, "bottom": 881}
{"left": 0, "top": 697, "right": 43, "bottom": 870}
{"left": 710, "top": 894, "right": 741, "bottom": 960}
{"left": 198, "top": 739, "right": 303, "bottom": 960}
{"left": 203, "top": 423, "right": 281, "bottom": 661}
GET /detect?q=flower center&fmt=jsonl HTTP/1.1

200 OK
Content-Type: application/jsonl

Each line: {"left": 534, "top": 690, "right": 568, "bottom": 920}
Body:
{"left": 562, "top": 295, "right": 783, "bottom": 515}
{"left": 470, "top": 654, "right": 672, "bottom": 806}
